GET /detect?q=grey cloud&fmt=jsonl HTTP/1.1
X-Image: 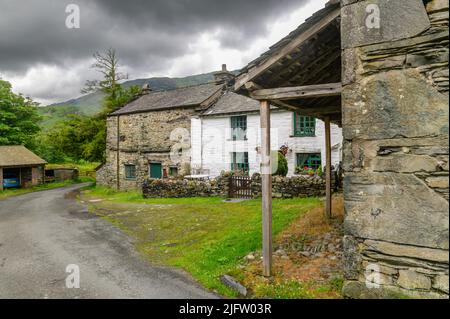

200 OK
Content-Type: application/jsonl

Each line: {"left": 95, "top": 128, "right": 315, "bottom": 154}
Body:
{"left": 0, "top": 0, "right": 308, "bottom": 73}
{"left": 0, "top": 0, "right": 310, "bottom": 102}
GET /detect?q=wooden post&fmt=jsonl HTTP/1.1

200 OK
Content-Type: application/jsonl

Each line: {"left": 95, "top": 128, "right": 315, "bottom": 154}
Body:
{"left": 325, "top": 116, "right": 332, "bottom": 220}
{"left": 260, "top": 100, "right": 273, "bottom": 277}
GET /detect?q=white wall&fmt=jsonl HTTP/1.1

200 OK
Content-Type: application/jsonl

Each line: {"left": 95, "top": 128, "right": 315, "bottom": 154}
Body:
{"left": 191, "top": 111, "right": 342, "bottom": 177}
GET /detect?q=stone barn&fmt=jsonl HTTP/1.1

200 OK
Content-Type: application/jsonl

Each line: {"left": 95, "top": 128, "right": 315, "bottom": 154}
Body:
{"left": 236, "top": 0, "right": 448, "bottom": 298}
{"left": 0, "top": 145, "right": 47, "bottom": 190}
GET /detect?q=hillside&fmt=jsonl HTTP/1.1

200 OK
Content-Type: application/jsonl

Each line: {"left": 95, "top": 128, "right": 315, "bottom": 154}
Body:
{"left": 38, "top": 72, "right": 216, "bottom": 129}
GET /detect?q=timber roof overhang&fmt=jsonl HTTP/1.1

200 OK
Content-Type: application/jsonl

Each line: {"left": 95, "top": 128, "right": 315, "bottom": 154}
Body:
{"left": 235, "top": 0, "right": 342, "bottom": 126}
{"left": 110, "top": 82, "right": 224, "bottom": 116}
{"left": 0, "top": 145, "right": 47, "bottom": 168}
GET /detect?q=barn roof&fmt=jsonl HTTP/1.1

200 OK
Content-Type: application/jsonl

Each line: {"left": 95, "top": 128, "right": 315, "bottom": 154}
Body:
{"left": 234, "top": 0, "right": 342, "bottom": 125}
{"left": 110, "top": 82, "right": 223, "bottom": 116}
{"left": 0, "top": 145, "right": 47, "bottom": 168}
{"left": 235, "top": 0, "right": 341, "bottom": 90}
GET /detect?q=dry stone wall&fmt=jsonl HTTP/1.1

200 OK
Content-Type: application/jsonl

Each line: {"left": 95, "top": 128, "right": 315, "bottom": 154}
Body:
{"left": 142, "top": 172, "right": 331, "bottom": 199}
{"left": 341, "top": 0, "right": 449, "bottom": 298}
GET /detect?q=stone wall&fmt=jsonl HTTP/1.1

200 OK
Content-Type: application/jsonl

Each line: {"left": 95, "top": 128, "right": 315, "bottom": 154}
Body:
{"left": 341, "top": 0, "right": 449, "bottom": 298}
{"left": 251, "top": 173, "right": 329, "bottom": 199}
{"left": 142, "top": 172, "right": 331, "bottom": 199}
{"left": 97, "top": 107, "right": 197, "bottom": 190}
{"left": 143, "top": 174, "right": 230, "bottom": 198}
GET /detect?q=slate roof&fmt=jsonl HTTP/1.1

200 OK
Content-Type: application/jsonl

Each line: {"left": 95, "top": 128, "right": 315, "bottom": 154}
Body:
{"left": 202, "top": 91, "right": 260, "bottom": 116}
{"left": 111, "top": 82, "right": 223, "bottom": 116}
{"left": 201, "top": 91, "right": 279, "bottom": 116}
{"left": 0, "top": 145, "right": 47, "bottom": 168}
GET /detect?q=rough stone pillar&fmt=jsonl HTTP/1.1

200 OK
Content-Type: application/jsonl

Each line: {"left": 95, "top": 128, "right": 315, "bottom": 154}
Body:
{"left": 0, "top": 168, "right": 3, "bottom": 191}
{"left": 340, "top": 0, "right": 449, "bottom": 298}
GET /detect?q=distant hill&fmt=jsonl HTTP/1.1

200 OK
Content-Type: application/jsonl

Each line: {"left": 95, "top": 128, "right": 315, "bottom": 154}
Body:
{"left": 38, "top": 72, "right": 216, "bottom": 129}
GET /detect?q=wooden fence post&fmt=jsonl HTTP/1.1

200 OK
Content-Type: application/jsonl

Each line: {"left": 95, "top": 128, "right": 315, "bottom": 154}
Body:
{"left": 325, "top": 116, "right": 332, "bottom": 220}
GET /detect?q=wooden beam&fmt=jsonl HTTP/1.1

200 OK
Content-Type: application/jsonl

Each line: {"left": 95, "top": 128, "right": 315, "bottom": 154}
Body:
{"left": 235, "top": 7, "right": 340, "bottom": 91}
{"left": 251, "top": 83, "right": 342, "bottom": 101}
{"left": 244, "top": 81, "right": 263, "bottom": 91}
{"left": 292, "top": 104, "right": 341, "bottom": 116}
{"left": 260, "top": 100, "right": 273, "bottom": 277}
{"left": 325, "top": 116, "right": 332, "bottom": 220}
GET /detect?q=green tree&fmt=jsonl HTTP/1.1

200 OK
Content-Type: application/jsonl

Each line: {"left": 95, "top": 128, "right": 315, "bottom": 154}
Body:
{"left": 82, "top": 48, "right": 130, "bottom": 113}
{"left": 36, "top": 49, "right": 139, "bottom": 163}
{"left": 0, "top": 79, "right": 41, "bottom": 148}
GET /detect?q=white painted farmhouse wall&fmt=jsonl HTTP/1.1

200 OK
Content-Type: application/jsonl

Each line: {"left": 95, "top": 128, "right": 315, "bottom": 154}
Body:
{"left": 191, "top": 111, "right": 342, "bottom": 178}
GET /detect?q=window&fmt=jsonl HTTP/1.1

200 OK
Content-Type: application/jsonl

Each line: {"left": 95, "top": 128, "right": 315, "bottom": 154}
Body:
{"left": 231, "top": 116, "right": 247, "bottom": 140}
{"left": 169, "top": 166, "right": 178, "bottom": 177}
{"left": 293, "top": 113, "right": 316, "bottom": 137}
{"left": 124, "top": 164, "right": 136, "bottom": 180}
{"left": 149, "top": 163, "right": 162, "bottom": 179}
{"left": 231, "top": 152, "right": 249, "bottom": 173}
{"left": 296, "top": 153, "right": 321, "bottom": 170}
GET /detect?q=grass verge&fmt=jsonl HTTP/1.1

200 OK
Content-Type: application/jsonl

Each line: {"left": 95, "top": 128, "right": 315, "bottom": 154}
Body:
{"left": 82, "top": 186, "right": 322, "bottom": 296}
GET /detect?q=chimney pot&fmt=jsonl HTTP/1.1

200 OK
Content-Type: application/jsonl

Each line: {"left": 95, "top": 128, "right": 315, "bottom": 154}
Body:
{"left": 214, "top": 64, "right": 235, "bottom": 86}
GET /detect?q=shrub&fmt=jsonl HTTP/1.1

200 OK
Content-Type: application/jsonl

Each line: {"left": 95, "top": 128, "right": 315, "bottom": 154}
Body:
{"left": 274, "top": 152, "right": 288, "bottom": 177}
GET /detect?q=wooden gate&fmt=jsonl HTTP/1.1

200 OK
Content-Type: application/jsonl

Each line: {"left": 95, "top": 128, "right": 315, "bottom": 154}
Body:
{"left": 229, "top": 176, "right": 253, "bottom": 199}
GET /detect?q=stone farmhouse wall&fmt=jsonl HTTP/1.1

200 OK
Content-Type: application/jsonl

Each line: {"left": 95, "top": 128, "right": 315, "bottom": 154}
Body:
{"left": 341, "top": 0, "right": 449, "bottom": 298}
{"left": 191, "top": 111, "right": 342, "bottom": 178}
{"left": 142, "top": 172, "right": 332, "bottom": 199}
{"left": 97, "top": 107, "right": 196, "bottom": 190}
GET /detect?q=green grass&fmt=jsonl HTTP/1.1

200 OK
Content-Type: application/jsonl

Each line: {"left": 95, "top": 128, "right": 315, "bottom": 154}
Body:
{"left": 0, "top": 177, "right": 94, "bottom": 200}
{"left": 82, "top": 186, "right": 322, "bottom": 296}
{"left": 252, "top": 276, "right": 344, "bottom": 299}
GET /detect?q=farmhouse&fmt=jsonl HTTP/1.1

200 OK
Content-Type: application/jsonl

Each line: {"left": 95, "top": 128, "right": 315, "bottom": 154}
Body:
{"left": 96, "top": 69, "right": 230, "bottom": 190}
{"left": 0, "top": 145, "right": 47, "bottom": 191}
{"left": 191, "top": 90, "right": 343, "bottom": 177}
{"left": 236, "top": 0, "right": 449, "bottom": 298}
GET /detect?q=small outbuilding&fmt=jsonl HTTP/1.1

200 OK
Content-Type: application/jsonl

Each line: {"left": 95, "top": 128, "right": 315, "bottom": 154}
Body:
{"left": 0, "top": 145, "right": 47, "bottom": 191}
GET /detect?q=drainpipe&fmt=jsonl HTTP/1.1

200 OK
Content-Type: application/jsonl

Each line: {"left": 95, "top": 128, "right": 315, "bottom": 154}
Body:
{"left": 116, "top": 115, "right": 120, "bottom": 190}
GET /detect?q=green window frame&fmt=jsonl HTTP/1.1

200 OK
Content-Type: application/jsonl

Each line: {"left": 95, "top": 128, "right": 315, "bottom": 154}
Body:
{"left": 296, "top": 153, "right": 322, "bottom": 170}
{"left": 231, "top": 152, "right": 249, "bottom": 173}
{"left": 293, "top": 113, "right": 316, "bottom": 137}
{"left": 231, "top": 116, "right": 247, "bottom": 141}
{"left": 149, "top": 163, "right": 162, "bottom": 179}
{"left": 124, "top": 164, "right": 136, "bottom": 180}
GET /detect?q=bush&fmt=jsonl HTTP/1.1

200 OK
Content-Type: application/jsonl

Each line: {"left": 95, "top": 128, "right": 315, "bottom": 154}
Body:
{"left": 274, "top": 152, "right": 288, "bottom": 177}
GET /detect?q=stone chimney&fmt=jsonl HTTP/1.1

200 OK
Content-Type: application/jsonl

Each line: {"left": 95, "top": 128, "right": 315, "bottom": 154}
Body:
{"left": 141, "top": 83, "right": 152, "bottom": 95}
{"left": 213, "top": 64, "right": 235, "bottom": 86}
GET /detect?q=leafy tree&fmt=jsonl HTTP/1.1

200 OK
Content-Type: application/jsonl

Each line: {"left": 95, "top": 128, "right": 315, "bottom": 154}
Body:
{"left": 0, "top": 79, "right": 41, "bottom": 148}
{"left": 36, "top": 49, "right": 139, "bottom": 163}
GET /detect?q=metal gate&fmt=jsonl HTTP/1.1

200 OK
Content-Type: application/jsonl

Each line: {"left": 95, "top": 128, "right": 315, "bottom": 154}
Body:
{"left": 229, "top": 176, "right": 253, "bottom": 199}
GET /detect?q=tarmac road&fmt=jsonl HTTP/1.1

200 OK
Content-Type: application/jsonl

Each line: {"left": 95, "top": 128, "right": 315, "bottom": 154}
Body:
{"left": 0, "top": 184, "right": 216, "bottom": 299}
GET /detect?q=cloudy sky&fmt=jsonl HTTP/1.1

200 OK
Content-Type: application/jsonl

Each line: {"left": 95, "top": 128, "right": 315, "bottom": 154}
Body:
{"left": 0, "top": 0, "right": 327, "bottom": 105}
